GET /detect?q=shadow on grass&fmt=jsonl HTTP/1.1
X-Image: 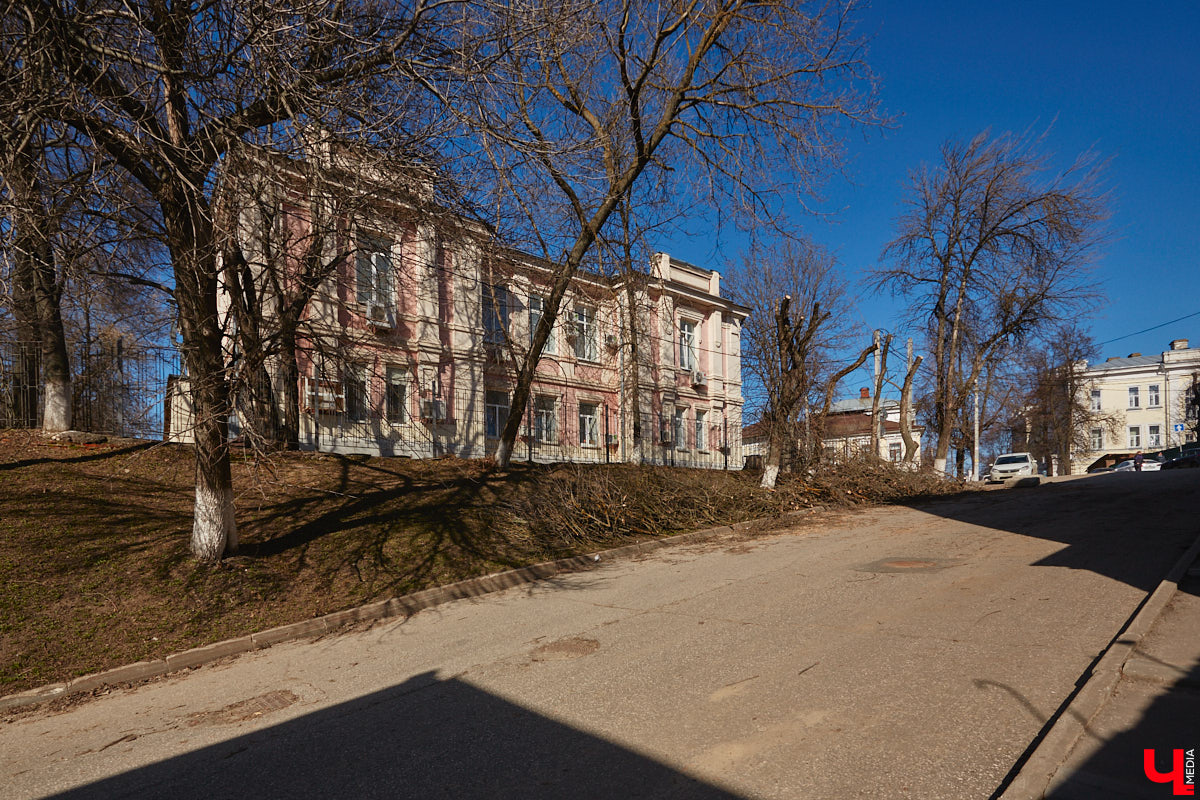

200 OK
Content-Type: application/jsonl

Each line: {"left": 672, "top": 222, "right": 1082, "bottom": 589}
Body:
{"left": 238, "top": 461, "right": 542, "bottom": 596}
{"left": 0, "top": 440, "right": 156, "bottom": 471}
{"left": 51, "top": 671, "right": 745, "bottom": 800}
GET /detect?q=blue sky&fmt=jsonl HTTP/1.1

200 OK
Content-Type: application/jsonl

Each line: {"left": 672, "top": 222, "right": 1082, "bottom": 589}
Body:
{"left": 664, "top": 1, "right": 1200, "bottom": 374}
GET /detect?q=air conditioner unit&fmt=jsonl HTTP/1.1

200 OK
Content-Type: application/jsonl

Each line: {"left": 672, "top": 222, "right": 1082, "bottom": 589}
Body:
{"left": 691, "top": 370, "right": 707, "bottom": 387}
{"left": 420, "top": 399, "right": 446, "bottom": 423}
{"left": 366, "top": 303, "right": 393, "bottom": 329}
{"left": 604, "top": 334, "right": 619, "bottom": 349}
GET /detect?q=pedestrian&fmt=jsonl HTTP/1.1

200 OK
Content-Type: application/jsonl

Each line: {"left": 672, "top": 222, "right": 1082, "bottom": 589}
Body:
{"left": 1134, "top": 450, "right": 1144, "bottom": 472}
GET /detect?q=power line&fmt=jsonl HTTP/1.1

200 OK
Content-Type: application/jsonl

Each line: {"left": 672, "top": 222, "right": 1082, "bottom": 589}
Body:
{"left": 1098, "top": 310, "right": 1200, "bottom": 347}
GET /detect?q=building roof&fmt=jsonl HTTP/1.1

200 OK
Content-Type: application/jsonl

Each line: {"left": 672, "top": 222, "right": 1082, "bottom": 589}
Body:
{"left": 828, "top": 396, "right": 899, "bottom": 415}
{"left": 743, "top": 413, "right": 921, "bottom": 442}
{"left": 824, "top": 412, "right": 903, "bottom": 437}
{"left": 1088, "top": 354, "right": 1161, "bottom": 371}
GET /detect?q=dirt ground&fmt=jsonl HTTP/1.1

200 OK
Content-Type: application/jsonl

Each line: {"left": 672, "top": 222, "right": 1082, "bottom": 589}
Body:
{"left": 0, "top": 429, "right": 965, "bottom": 696}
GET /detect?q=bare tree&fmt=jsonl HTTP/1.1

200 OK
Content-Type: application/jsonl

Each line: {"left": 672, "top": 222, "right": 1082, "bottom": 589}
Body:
{"left": 17, "top": 0, "right": 455, "bottom": 560}
{"left": 461, "top": 0, "right": 883, "bottom": 467}
{"left": 870, "top": 130, "right": 1109, "bottom": 475}
{"left": 726, "top": 237, "right": 862, "bottom": 488}
{"left": 1017, "top": 325, "right": 1119, "bottom": 474}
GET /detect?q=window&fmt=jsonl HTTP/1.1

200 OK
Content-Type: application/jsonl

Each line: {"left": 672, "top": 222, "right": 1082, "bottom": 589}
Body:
{"left": 1090, "top": 389, "right": 1102, "bottom": 411}
{"left": 1128, "top": 387, "right": 1140, "bottom": 409}
{"left": 695, "top": 410, "right": 707, "bottom": 451}
{"left": 1128, "top": 426, "right": 1141, "bottom": 448}
{"left": 679, "top": 319, "right": 697, "bottom": 371}
{"left": 386, "top": 367, "right": 406, "bottom": 424}
{"left": 1148, "top": 384, "right": 1161, "bottom": 407}
{"left": 485, "top": 390, "right": 509, "bottom": 438}
{"left": 533, "top": 396, "right": 557, "bottom": 443}
{"left": 1090, "top": 428, "right": 1103, "bottom": 451}
{"left": 345, "top": 366, "right": 368, "bottom": 422}
{"left": 356, "top": 236, "right": 393, "bottom": 308}
{"left": 482, "top": 284, "right": 509, "bottom": 344}
{"left": 889, "top": 442, "right": 902, "bottom": 462}
{"left": 578, "top": 402, "right": 599, "bottom": 446}
{"left": 1148, "top": 425, "right": 1161, "bottom": 448}
{"left": 674, "top": 407, "right": 687, "bottom": 451}
{"left": 529, "top": 295, "right": 556, "bottom": 354}
{"left": 659, "top": 412, "right": 673, "bottom": 445}
{"left": 573, "top": 306, "right": 597, "bottom": 361}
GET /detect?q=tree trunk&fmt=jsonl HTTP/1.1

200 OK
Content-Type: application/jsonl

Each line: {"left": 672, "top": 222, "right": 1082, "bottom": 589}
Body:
{"left": 899, "top": 352, "right": 923, "bottom": 466}
{"left": 622, "top": 277, "right": 643, "bottom": 463}
{"left": 278, "top": 325, "right": 301, "bottom": 450}
{"left": 760, "top": 424, "right": 785, "bottom": 489}
{"left": 9, "top": 151, "right": 73, "bottom": 431}
{"left": 169, "top": 186, "right": 238, "bottom": 561}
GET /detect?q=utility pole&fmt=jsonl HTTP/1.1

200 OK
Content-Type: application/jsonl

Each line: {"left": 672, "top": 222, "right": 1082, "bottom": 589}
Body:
{"left": 971, "top": 386, "right": 980, "bottom": 481}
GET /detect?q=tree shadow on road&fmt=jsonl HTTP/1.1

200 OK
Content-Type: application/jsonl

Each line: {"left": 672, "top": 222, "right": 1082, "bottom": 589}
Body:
{"left": 49, "top": 671, "right": 746, "bottom": 800}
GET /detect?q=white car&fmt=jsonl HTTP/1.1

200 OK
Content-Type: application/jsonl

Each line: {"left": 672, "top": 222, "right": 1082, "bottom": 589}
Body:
{"left": 1112, "top": 458, "right": 1162, "bottom": 472}
{"left": 987, "top": 452, "right": 1038, "bottom": 482}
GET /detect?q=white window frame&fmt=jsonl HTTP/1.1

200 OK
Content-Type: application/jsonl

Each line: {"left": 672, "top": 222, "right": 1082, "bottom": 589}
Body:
{"left": 888, "top": 442, "right": 902, "bottom": 462}
{"left": 1148, "top": 425, "right": 1161, "bottom": 448}
{"left": 578, "top": 402, "right": 599, "bottom": 447}
{"left": 679, "top": 319, "right": 698, "bottom": 371}
{"left": 674, "top": 407, "right": 687, "bottom": 451}
{"left": 1090, "top": 389, "right": 1102, "bottom": 412}
{"left": 529, "top": 295, "right": 556, "bottom": 355}
{"left": 533, "top": 395, "right": 557, "bottom": 443}
{"left": 356, "top": 235, "right": 394, "bottom": 309}
{"left": 485, "top": 389, "right": 509, "bottom": 439}
{"left": 1128, "top": 426, "right": 1141, "bottom": 448}
{"left": 1128, "top": 386, "right": 1140, "bottom": 409}
{"left": 695, "top": 409, "right": 707, "bottom": 451}
{"left": 1090, "top": 428, "right": 1103, "bottom": 451}
{"left": 385, "top": 366, "right": 407, "bottom": 424}
{"left": 1148, "top": 384, "right": 1160, "bottom": 407}
{"left": 573, "top": 305, "right": 598, "bottom": 362}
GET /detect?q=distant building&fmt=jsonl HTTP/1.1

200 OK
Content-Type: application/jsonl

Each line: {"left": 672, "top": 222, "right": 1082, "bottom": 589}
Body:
{"left": 742, "top": 388, "right": 922, "bottom": 469}
{"left": 1072, "top": 338, "right": 1200, "bottom": 472}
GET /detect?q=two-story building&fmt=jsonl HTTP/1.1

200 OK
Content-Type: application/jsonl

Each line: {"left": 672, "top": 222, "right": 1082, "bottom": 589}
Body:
{"left": 1072, "top": 338, "right": 1200, "bottom": 472}
{"left": 168, "top": 150, "right": 747, "bottom": 468}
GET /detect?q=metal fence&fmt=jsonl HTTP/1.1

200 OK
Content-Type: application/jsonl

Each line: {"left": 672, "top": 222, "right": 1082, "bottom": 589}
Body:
{"left": 3, "top": 339, "right": 741, "bottom": 469}
{"left": 1, "top": 340, "right": 179, "bottom": 439}
{"left": 170, "top": 372, "right": 740, "bottom": 469}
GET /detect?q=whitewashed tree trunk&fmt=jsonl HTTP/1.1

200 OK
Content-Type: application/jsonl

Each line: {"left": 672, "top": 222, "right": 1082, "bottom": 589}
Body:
{"left": 760, "top": 462, "right": 780, "bottom": 490}
{"left": 494, "top": 437, "right": 514, "bottom": 468}
{"left": 192, "top": 467, "right": 238, "bottom": 561}
{"left": 42, "top": 377, "right": 72, "bottom": 432}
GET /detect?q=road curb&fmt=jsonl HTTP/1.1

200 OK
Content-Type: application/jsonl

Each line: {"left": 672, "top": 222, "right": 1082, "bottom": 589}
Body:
{"left": 0, "top": 508, "right": 824, "bottom": 714}
{"left": 998, "top": 527, "right": 1200, "bottom": 800}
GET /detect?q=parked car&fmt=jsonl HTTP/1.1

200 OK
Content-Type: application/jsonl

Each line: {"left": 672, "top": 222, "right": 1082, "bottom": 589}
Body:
{"left": 1161, "top": 453, "right": 1200, "bottom": 470}
{"left": 1112, "top": 458, "right": 1162, "bottom": 472}
{"left": 987, "top": 452, "right": 1038, "bottom": 482}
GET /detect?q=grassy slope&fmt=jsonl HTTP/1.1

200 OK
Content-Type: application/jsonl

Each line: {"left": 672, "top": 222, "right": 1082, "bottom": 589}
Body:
{"left": 0, "top": 430, "right": 961, "bottom": 695}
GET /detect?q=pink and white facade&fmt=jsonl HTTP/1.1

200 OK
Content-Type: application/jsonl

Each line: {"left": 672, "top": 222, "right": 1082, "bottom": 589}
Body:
{"left": 171, "top": 171, "right": 747, "bottom": 469}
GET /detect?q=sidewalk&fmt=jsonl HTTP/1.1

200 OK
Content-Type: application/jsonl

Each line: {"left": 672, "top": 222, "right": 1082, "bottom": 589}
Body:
{"left": 1002, "top": 535, "right": 1200, "bottom": 799}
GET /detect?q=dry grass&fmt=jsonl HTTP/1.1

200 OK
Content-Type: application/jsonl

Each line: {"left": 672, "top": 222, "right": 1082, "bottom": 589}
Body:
{"left": 0, "top": 429, "right": 966, "bottom": 695}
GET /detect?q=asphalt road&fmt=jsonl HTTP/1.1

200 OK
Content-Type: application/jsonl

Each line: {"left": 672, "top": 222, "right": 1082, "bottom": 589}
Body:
{"left": 4, "top": 470, "right": 1199, "bottom": 799}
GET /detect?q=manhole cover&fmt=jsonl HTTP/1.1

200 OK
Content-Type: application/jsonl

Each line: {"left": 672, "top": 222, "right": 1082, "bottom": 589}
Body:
{"left": 531, "top": 637, "right": 600, "bottom": 662}
{"left": 858, "top": 557, "right": 957, "bottom": 574}
{"left": 186, "top": 690, "right": 299, "bottom": 726}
